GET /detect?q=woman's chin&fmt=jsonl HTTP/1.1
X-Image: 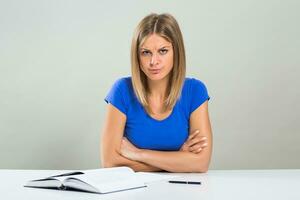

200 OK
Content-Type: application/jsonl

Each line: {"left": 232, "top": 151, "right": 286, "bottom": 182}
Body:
{"left": 146, "top": 74, "right": 169, "bottom": 82}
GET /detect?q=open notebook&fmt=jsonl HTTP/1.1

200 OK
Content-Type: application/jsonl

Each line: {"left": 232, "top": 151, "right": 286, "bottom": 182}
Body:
{"left": 24, "top": 167, "right": 178, "bottom": 194}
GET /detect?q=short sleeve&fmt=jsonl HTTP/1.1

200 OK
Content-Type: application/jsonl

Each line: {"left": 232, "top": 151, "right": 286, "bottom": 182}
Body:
{"left": 104, "top": 78, "right": 128, "bottom": 115}
{"left": 189, "top": 78, "right": 210, "bottom": 115}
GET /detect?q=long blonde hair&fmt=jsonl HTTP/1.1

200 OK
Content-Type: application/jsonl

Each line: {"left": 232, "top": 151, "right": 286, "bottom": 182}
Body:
{"left": 131, "top": 13, "right": 186, "bottom": 113}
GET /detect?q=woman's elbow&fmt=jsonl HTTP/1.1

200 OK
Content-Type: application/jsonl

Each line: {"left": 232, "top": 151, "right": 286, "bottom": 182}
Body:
{"left": 190, "top": 163, "right": 209, "bottom": 173}
{"left": 101, "top": 153, "right": 121, "bottom": 168}
{"left": 194, "top": 152, "right": 211, "bottom": 173}
{"left": 180, "top": 164, "right": 208, "bottom": 173}
{"left": 102, "top": 159, "right": 117, "bottom": 168}
{"left": 193, "top": 157, "right": 210, "bottom": 173}
{"left": 196, "top": 165, "right": 209, "bottom": 173}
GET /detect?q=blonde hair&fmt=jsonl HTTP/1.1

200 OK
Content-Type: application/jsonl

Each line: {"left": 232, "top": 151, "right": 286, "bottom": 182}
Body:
{"left": 131, "top": 13, "right": 186, "bottom": 113}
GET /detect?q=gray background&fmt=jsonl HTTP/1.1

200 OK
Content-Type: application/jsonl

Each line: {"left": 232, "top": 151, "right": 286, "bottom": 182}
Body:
{"left": 0, "top": 0, "right": 299, "bottom": 170}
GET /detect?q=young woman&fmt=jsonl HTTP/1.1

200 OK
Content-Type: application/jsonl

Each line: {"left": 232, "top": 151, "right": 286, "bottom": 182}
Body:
{"left": 101, "top": 13, "right": 212, "bottom": 172}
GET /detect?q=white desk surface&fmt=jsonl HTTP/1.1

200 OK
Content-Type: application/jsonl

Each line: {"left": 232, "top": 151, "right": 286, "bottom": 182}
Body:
{"left": 1, "top": 169, "right": 299, "bottom": 200}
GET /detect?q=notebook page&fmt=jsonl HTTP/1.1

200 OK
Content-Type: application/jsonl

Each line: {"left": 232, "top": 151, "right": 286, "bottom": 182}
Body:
{"left": 54, "top": 167, "right": 132, "bottom": 183}
{"left": 71, "top": 167, "right": 144, "bottom": 193}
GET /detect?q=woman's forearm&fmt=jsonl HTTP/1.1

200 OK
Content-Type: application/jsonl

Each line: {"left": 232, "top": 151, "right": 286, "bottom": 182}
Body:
{"left": 128, "top": 160, "right": 163, "bottom": 172}
{"left": 102, "top": 152, "right": 163, "bottom": 172}
{"left": 136, "top": 150, "right": 209, "bottom": 173}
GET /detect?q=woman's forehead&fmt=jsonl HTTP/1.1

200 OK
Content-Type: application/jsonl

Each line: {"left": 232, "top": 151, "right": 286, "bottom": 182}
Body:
{"left": 140, "top": 34, "right": 172, "bottom": 49}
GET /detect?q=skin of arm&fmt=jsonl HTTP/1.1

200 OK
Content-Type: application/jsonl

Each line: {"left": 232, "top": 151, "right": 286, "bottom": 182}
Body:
{"left": 100, "top": 104, "right": 163, "bottom": 172}
{"left": 120, "top": 101, "right": 212, "bottom": 173}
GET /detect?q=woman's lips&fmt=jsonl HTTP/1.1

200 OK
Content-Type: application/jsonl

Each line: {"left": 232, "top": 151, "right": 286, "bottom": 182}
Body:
{"left": 149, "top": 68, "right": 161, "bottom": 74}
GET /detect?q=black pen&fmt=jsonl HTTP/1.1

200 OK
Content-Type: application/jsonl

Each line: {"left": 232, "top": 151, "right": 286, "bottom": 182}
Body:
{"left": 168, "top": 180, "right": 201, "bottom": 185}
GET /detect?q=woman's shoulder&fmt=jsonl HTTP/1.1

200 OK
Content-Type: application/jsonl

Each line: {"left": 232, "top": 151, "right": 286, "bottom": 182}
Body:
{"left": 108, "top": 76, "right": 133, "bottom": 94}
{"left": 182, "top": 77, "right": 209, "bottom": 100}
{"left": 183, "top": 77, "right": 208, "bottom": 91}
{"left": 112, "top": 76, "right": 132, "bottom": 88}
{"left": 180, "top": 77, "right": 210, "bottom": 114}
{"left": 110, "top": 76, "right": 135, "bottom": 98}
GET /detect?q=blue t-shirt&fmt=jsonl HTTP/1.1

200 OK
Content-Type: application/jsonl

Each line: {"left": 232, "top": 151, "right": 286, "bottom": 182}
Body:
{"left": 104, "top": 77, "right": 210, "bottom": 151}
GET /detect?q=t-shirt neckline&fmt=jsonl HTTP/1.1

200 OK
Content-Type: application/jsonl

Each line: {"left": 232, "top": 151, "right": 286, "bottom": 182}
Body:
{"left": 142, "top": 105, "right": 176, "bottom": 123}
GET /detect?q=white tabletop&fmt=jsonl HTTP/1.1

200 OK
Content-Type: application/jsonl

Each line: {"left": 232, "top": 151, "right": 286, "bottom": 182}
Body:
{"left": 1, "top": 169, "right": 300, "bottom": 200}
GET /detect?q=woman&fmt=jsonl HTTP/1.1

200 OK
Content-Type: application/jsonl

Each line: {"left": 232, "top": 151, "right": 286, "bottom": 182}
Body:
{"left": 101, "top": 13, "right": 212, "bottom": 172}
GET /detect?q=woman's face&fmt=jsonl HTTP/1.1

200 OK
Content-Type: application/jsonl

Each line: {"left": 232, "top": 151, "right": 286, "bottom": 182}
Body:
{"left": 139, "top": 34, "right": 173, "bottom": 82}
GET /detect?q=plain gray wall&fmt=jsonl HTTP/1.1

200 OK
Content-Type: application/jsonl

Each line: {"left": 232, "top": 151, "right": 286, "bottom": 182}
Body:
{"left": 0, "top": 0, "right": 299, "bottom": 170}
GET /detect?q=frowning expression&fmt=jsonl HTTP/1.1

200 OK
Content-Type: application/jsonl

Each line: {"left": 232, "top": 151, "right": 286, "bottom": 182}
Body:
{"left": 139, "top": 34, "right": 174, "bottom": 82}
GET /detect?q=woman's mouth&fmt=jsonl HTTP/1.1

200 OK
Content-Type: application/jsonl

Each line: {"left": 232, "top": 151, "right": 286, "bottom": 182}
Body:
{"left": 149, "top": 68, "right": 161, "bottom": 74}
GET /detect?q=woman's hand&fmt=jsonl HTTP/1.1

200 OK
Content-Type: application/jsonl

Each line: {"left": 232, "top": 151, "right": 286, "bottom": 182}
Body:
{"left": 120, "top": 137, "right": 142, "bottom": 161}
{"left": 180, "top": 130, "right": 208, "bottom": 154}
{"left": 121, "top": 129, "right": 207, "bottom": 161}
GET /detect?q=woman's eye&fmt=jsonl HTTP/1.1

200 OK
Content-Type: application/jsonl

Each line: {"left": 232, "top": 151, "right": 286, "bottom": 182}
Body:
{"left": 159, "top": 49, "right": 168, "bottom": 55}
{"left": 141, "top": 51, "right": 151, "bottom": 56}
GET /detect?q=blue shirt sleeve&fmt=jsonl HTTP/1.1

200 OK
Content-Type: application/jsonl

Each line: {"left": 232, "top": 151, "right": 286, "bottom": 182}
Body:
{"left": 189, "top": 78, "right": 210, "bottom": 115}
{"left": 104, "top": 78, "right": 128, "bottom": 115}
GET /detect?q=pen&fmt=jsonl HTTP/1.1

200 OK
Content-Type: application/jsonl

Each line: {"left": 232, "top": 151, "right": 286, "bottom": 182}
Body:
{"left": 168, "top": 180, "right": 201, "bottom": 185}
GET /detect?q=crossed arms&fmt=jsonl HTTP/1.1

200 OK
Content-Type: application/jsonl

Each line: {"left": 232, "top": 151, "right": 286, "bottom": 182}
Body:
{"left": 100, "top": 101, "right": 212, "bottom": 173}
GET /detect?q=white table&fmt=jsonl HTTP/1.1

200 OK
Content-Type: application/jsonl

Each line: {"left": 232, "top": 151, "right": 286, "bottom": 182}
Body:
{"left": 1, "top": 169, "right": 300, "bottom": 200}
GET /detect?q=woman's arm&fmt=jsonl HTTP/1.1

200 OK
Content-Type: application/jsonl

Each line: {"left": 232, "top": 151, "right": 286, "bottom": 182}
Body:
{"left": 100, "top": 104, "right": 163, "bottom": 172}
{"left": 120, "top": 101, "right": 212, "bottom": 173}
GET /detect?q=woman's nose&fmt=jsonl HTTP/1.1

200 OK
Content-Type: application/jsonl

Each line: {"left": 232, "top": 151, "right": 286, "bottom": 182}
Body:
{"left": 150, "top": 53, "right": 159, "bottom": 66}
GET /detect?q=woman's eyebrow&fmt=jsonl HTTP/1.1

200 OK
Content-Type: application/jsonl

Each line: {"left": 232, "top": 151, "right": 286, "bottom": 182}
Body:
{"left": 159, "top": 45, "right": 172, "bottom": 49}
{"left": 140, "top": 46, "right": 171, "bottom": 51}
{"left": 140, "top": 48, "right": 150, "bottom": 51}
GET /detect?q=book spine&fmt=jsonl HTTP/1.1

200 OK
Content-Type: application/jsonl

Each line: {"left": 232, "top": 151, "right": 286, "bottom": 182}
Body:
{"left": 58, "top": 184, "right": 66, "bottom": 190}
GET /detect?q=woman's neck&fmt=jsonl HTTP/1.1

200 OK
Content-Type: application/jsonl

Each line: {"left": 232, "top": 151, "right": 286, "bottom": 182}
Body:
{"left": 147, "top": 78, "right": 168, "bottom": 99}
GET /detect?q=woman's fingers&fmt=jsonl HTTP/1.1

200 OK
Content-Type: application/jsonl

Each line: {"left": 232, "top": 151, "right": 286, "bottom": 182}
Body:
{"left": 186, "top": 136, "right": 207, "bottom": 148}
{"left": 180, "top": 130, "right": 208, "bottom": 153}
{"left": 195, "top": 147, "right": 202, "bottom": 153}
{"left": 187, "top": 130, "right": 200, "bottom": 140}
{"left": 184, "top": 130, "right": 208, "bottom": 154}
{"left": 180, "top": 143, "right": 189, "bottom": 151}
{"left": 190, "top": 142, "right": 208, "bottom": 152}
